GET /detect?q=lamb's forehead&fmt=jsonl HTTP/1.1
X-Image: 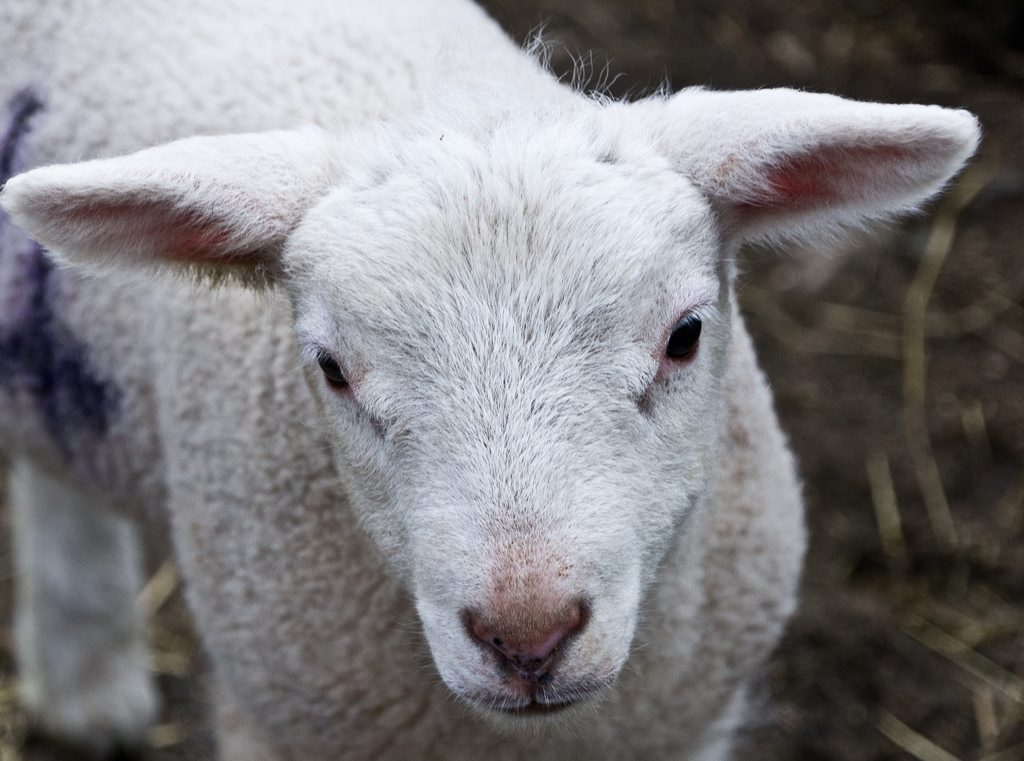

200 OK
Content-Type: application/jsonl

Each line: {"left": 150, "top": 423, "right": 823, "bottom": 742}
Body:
{"left": 288, "top": 120, "right": 721, "bottom": 343}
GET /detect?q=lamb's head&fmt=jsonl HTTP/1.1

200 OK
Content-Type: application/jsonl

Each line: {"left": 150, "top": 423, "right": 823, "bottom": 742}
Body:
{"left": 0, "top": 88, "right": 979, "bottom": 718}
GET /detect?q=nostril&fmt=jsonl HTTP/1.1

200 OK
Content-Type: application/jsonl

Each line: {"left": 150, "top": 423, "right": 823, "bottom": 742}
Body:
{"left": 463, "top": 599, "right": 588, "bottom": 675}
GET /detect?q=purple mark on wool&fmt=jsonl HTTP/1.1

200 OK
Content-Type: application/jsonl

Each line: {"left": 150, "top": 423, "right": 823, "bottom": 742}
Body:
{"left": 1, "top": 89, "right": 120, "bottom": 455}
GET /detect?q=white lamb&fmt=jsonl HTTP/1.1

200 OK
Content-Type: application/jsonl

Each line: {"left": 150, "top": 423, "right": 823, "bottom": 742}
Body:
{"left": 0, "top": 0, "right": 978, "bottom": 759}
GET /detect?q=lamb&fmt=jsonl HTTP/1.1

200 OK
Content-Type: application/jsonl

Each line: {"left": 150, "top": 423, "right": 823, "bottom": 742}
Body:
{"left": 0, "top": 0, "right": 979, "bottom": 759}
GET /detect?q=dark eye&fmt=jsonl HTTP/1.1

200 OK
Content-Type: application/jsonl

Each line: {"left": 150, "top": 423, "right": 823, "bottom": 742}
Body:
{"left": 317, "top": 350, "right": 348, "bottom": 389}
{"left": 665, "top": 315, "right": 702, "bottom": 360}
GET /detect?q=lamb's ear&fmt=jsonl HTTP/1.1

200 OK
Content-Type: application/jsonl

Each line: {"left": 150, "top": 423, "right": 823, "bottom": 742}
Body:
{"left": 649, "top": 88, "right": 980, "bottom": 242}
{"left": 0, "top": 126, "right": 341, "bottom": 282}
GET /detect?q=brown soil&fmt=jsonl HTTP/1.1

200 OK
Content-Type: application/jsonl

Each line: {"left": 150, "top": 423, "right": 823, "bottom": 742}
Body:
{"left": 3, "top": 1, "right": 1022, "bottom": 759}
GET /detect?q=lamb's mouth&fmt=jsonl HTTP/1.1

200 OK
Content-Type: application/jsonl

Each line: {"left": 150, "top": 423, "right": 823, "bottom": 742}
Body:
{"left": 463, "top": 677, "right": 609, "bottom": 717}
{"left": 476, "top": 689, "right": 599, "bottom": 717}
{"left": 494, "top": 698, "right": 579, "bottom": 716}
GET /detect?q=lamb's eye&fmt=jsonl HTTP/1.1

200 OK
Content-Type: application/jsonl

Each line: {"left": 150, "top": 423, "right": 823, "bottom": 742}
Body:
{"left": 665, "top": 315, "right": 702, "bottom": 360}
{"left": 317, "top": 351, "right": 348, "bottom": 389}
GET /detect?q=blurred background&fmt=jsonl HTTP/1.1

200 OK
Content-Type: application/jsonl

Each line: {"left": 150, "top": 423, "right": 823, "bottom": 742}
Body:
{"left": 1, "top": 1, "right": 1022, "bottom": 759}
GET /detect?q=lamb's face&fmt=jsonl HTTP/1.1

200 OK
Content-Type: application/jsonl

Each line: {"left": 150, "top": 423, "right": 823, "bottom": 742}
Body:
{"left": 284, "top": 118, "right": 732, "bottom": 716}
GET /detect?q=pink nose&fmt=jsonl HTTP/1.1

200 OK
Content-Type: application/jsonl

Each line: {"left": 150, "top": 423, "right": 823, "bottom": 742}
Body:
{"left": 465, "top": 601, "right": 587, "bottom": 681}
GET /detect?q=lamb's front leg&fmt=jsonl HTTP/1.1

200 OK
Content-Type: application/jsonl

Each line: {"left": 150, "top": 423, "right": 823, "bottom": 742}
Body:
{"left": 9, "top": 457, "right": 158, "bottom": 752}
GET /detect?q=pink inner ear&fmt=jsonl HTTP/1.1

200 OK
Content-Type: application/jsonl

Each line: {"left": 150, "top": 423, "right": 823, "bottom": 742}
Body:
{"left": 735, "top": 143, "right": 919, "bottom": 214}
{"left": 63, "top": 198, "right": 264, "bottom": 264}
{"left": 167, "top": 223, "right": 238, "bottom": 262}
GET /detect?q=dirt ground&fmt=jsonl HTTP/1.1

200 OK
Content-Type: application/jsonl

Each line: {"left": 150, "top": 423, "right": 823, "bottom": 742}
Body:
{"left": 2, "top": 1, "right": 1022, "bottom": 759}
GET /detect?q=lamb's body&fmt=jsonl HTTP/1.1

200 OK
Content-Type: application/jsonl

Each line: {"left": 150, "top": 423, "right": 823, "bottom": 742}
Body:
{"left": 1, "top": 1, "right": 976, "bottom": 759}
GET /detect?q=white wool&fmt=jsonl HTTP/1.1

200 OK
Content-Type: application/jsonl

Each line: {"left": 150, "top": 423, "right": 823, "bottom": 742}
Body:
{"left": 0, "top": 0, "right": 978, "bottom": 758}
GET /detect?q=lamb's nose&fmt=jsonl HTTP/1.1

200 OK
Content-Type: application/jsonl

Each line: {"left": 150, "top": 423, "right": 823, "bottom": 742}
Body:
{"left": 465, "top": 601, "right": 587, "bottom": 679}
